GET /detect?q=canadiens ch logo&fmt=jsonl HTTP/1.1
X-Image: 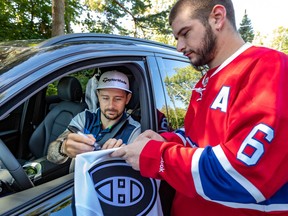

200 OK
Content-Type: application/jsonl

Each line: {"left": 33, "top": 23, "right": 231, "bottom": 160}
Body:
{"left": 89, "top": 160, "right": 157, "bottom": 215}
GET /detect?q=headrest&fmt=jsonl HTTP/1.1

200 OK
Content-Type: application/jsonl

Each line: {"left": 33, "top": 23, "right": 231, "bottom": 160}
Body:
{"left": 85, "top": 74, "right": 98, "bottom": 111}
{"left": 126, "top": 75, "right": 139, "bottom": 110}
{"left": 57, "top": 76, "right": 83, "bottom": 102}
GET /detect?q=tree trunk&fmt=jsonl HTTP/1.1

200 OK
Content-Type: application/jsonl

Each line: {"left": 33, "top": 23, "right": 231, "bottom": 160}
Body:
{"left": 52, "top": 0, "right": 65, "bottom": 37}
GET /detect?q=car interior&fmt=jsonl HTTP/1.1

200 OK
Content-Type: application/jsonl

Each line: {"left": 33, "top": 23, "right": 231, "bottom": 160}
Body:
{"left": 0, "top": 64, "right": 141, "bottom": 198}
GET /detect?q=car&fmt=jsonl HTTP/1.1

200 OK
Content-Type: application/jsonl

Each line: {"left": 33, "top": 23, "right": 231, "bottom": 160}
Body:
{"left": 0, "top": 33, "right": 203, "bottom": 215}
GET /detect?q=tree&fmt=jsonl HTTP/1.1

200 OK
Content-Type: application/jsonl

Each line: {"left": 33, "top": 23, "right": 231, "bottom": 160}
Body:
{"left": 252, "top": 31, "right": 267, "bottom": 46}
{"left": 0, "top": 0, "right": 174, "bottom": 44}
{"left": 82, "top": 0, "right": 173, "bottom": 40}
{"left": 271, "top": 26, "right": 288, "bottom": 54}
{"left": 238, "top": 10, "right": 255, "bottom": 43}
{"left": 164, "top": 65, "right": 202, "bottom": 107}
{"left": 64, "top": 0, "right": 84, "bottom": 34}
{"left": 163, "top": 65, "right": 203, "bottom": 129}
{"left": 159, "top": 105, "right": 186, "bottom": 130}
{"left": 0, "top": 0, "right": 52, "bottom": 40}
{"left": 0, "top": 0, "right": 83, "bottom": 41}
{"left": 52, "top": 0, "right": 65, "bottom": 36}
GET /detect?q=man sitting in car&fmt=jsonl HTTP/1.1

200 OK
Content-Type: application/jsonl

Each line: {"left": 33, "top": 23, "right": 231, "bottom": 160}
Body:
{"left": 47, "top": 70, "right": 141, "bottom": 171}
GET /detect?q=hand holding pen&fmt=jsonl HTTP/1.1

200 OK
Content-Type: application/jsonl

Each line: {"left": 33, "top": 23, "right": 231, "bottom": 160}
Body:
{"left": 59, "top": 130, "right": 97, "bottom": 158}
{"left": 67, "top": 125, "right": 102, "bottom": 151}
{"left": 64, "top": 125, "right": 124, "bottom": 158}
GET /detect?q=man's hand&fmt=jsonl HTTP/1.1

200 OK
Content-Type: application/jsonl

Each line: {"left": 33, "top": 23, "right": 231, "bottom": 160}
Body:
{"left": 102, "top": 138, "right": 124, "bottom": 149}
{"left": 110, "top": 130, "right": 166, "bottom": 170}
{"left": 139, "top": 129, "right": 166, "bottom": 142}
{"left": 62, "top": 133, "right": 95, "bottom": 158}
{"left": 63, "top": 134, "right": 127, "bottom": 158}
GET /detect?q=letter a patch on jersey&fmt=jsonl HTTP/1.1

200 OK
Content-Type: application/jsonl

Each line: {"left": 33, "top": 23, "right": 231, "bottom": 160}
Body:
{"left": 211, "top": 86, "right": 230, "bottom": 112}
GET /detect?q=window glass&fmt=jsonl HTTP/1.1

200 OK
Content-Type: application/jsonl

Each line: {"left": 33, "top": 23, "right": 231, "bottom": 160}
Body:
{"left": 46, "top": 68, "right": 95, "bottom": 97}
{"left": 159, "top": 59, "right": 203, "bottom": 130}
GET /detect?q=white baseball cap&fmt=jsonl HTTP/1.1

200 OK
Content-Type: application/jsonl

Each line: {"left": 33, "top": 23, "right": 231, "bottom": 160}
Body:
{"left": 96, "top": 70, "right": 132, "bottom": 93}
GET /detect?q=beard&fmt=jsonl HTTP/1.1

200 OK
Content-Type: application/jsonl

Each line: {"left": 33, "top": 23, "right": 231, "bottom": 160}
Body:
{"left": 186, "top": 24, "right": 216, "bottom": 71}
{"left": 102, "top": 108, "right": 123, "bottom": 120}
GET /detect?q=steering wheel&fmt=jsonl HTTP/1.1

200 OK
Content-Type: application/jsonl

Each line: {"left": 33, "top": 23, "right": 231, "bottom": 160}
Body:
{"left": 0, "top": 139, "right": 34, "bottom": 190}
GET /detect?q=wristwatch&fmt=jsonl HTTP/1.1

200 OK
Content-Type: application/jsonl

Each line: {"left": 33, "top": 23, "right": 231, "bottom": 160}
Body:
{"left": 58, "top": 137, "right": 68, "bottom": 157}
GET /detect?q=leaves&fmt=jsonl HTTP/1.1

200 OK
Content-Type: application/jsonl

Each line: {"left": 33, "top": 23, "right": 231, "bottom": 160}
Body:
{"left": 79, "top": 0, "right": 173, "bottom": 39}
{"left": 3, "top": 0, "right": 285, "bottom": 52}
{"left": 0, "top": 0, "right": 83, "bottom": 41}
{"left": 0, "top": 0, "right": 52, "bottom": 40}
{"left": 0, "top": 0, "right": 173, "bottom": 42}
{"left": 271, "top": 27, "right": 288, "bottom": 54}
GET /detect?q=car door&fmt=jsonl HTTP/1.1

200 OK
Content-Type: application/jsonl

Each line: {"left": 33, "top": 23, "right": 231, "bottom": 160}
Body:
{"left": 0, "top": 52, "right": 159, "bottom": 215}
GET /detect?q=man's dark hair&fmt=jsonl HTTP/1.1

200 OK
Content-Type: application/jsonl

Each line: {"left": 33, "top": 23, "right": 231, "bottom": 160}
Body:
{"left": 169, "top": 0, "right": 237, "bottom": 30}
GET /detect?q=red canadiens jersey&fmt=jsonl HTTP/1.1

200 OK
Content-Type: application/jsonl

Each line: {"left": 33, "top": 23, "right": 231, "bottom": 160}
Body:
{"left": 140, "top": 44, "right": 288, "bottom": 215}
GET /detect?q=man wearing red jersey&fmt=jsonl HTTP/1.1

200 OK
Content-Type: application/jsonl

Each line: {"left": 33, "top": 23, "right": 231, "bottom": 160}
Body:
{"left": 111, "top": 0, "right": 288, "bottom": 215}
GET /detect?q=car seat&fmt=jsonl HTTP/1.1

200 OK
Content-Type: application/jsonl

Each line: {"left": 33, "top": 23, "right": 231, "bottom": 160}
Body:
{"left": 28, "top": 76, "right": 87, "bottom": 159}
{"left": 126, "top": 74, "right": 140, "bottom": 121}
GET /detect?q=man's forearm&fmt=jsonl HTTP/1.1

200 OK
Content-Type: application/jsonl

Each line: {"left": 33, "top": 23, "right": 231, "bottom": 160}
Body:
{"left": 47, "top": 130, "right": 70, "bottom": 164}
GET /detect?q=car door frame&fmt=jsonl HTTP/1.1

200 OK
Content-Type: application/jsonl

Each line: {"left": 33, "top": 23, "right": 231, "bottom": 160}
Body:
{"left": 0, "top": 51, "right": 162, "bottom": 215}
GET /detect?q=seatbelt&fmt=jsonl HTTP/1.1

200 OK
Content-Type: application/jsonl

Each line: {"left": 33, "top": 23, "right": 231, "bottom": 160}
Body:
{"left": 97, "top": 102, "right": 140, "bottom": 146}
{"left": 96, "top": 117, "right": 128, "bottom": 146}
{"left": 68, "top": 103, "right": 140, "bottom": 148}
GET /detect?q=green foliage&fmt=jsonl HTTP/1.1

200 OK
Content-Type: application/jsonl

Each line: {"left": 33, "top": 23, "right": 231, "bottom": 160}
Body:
{"left": 164, "top": 65, "right": 202, "bottom": 107}
{"left": 0, "top": 0, "right": 186, "bottom": 46}
{"left": 0, "top": 0, "right": 52, "bottom": 40}
{"left": 64, "top": 0, "right": 84, "bottom": 33}
{"left": 73, "top": 69, "right": 95, "bottom": 91}
{"left": 46, "top": 69, "right": 95, "bottom": 96}
{"left": 167, "top": 106, "right": 186, "bottom": 130}
{"left": 46, "top": 83, "right": 58, "bottom": 96}
{"left": 271, "top": 27, "right": 288, "bottom": 54}
{"left": 162, "top": 64, "right": 202, "bottom": 129}
{"left": 238, "top": 10, "right": 255, "bottom": 43}
{"left": 82, "top": 0, "right": 173, "bottom": 40}
{"left": 1, "top": 0, "right": 286, "bottom": 50}
{"left": 0, "top": 0, "right": 83, "bottom": 41}
{"left": 158, "top": 105, "right": 186, "bottom": 131}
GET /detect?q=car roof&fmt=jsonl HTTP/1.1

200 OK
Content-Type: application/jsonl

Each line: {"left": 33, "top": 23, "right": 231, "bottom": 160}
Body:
{"left": 37, "top": 33, "right": 176, "bottom": 51}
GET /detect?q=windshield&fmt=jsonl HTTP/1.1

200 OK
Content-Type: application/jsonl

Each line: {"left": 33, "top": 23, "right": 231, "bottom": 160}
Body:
{"left": 0, "top": 46, "right": 29, "bottom": 64}
{"left": 0, "top": 39, "right": 43, "bottom": 71}
{"left": 0, "top": 46, "right": 37, "bottom": 73}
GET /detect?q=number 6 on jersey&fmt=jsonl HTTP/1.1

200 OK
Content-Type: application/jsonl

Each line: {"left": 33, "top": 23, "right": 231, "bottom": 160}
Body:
{"left": 237, "top": 123, "right": 274, "bottom": 166}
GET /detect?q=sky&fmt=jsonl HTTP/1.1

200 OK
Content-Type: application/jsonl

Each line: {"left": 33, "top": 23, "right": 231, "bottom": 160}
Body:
{"left": 232, "top": 0, "right": 288, "bottom": 35}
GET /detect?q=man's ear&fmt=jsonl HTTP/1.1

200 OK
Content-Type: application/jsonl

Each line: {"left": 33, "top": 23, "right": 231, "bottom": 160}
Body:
{"left": 126, "top": 93, "right": 132, "bottom": 105}
{"left": 210, "top": 4, "right": 226, "bottom": 31}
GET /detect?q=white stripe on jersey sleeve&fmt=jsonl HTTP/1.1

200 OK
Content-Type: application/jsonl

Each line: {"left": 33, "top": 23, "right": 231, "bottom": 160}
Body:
{"left": 212, "top": 145, "right": 265, "bottom": 203}
{"left": 174, "top": 128, "right": 187, "bottom": 146}
{"left": 191, "top": 145, "right": 288, "bottom": 211}
{"left": 191, "top": 148, "right": 209, "bottom": 199}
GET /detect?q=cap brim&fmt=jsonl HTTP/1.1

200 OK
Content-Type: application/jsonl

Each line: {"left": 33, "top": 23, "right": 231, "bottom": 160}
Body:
{"left": 96, "top": 86, "right": 132, "bottom": 93}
